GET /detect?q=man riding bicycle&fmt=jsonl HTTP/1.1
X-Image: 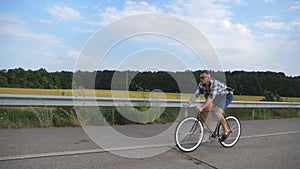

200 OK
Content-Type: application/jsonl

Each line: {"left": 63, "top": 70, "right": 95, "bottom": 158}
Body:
{"left": 184, "top": 70, "right": 234, "bottom": 141}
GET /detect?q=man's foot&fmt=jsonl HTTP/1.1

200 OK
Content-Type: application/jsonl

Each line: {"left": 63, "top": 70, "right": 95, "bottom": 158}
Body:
{"left": 220, "top": 132, "right": 229, "bottom": 142}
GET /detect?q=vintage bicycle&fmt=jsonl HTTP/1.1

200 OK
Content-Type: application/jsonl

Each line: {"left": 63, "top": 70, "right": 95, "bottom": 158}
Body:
{"left": 175, "top": 107, "right": 241, "bottom": 152}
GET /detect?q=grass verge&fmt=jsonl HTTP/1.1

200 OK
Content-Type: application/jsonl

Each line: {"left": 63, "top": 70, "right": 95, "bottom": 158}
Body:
{"left": 0, "top": 107, "right": 299, "bottom": 128}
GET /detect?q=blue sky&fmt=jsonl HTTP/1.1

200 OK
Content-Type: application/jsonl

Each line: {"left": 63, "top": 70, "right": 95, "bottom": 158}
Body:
{"left": 0, "top": 0, "right": 299, "bottom": 76}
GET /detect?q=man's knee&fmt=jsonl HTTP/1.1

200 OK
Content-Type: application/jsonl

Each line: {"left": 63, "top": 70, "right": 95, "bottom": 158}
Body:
{"left": 215, "top": 107, "right": 224, "bottom": 119}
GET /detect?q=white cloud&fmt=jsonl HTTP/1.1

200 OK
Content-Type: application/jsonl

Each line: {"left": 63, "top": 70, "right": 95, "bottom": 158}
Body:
{"left": 165, "top": 0, "right": 253, "bottom": 52}
{"left": 0, "top": 24, "right": 62, "bottom": 47}
{"left": 75, "top": 27, "right": 96, "bottom": 33}
{"left": 289, "top": 2, "right": 300, "bottom": 11}
{"left": 263, "top": 33, "right": 278, "bottom": 39}
{"left": 223, "top": 19, "right": 231, "bottom": 29}
{"left": 95, "top": 1, "right": 162, "bottom": 26}
{"left": 264, "top": 0, "right": 274, "bottom": 3}
{"left": 171, "top": 0, "right": 232, "bottom": 20}
{"left": 255, "top": 21, "right": 286, "bottom": 30}
{"left": 159, "top": 0, "right": 300, "bottom": 75}
{"left": 0, "top": 13, "right": 24, "bottom": 24}
{"left": 67, "top": 49, "right": 80, "bottom": 59}
{"left": 166, "top": 0, "right": 242, "bottom": 40}
{"left": 35, "top": 19, "right": 52, "bottom": 25}
{"left": 263, "top": 15, "right": 280, "bottom": 21}
{"left": 290, "top": 16, "right": 300, "bottom": 28}
{"left": 47, "top": 5, "right": 83, "bottom": 21}
{"left": 124, "top": 1, "right": 159, "bottom": 12}
{"left": 236, "top": 23, "right": 252, "bottom": 35}
{"left": 90, "top": 0, "right": 259, "bottom": 72}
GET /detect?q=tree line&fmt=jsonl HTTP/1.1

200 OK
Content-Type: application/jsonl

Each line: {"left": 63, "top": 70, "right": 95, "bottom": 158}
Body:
{"left": 0, "top": 68, "right": 299, "bottom": 97}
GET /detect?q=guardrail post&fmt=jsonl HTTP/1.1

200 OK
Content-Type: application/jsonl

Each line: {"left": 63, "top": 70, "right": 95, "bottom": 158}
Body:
{"left": 184, "top": 109, "right": 188, "bottom": 117}
{"left": 252, "top": 108, "right": 255, "bottom": 119}
{"left": 112, "top": 109, "right": 115, "bottom": 126}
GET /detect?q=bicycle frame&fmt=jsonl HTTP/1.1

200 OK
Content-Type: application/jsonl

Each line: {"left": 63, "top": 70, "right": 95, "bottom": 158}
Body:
{"left": 197, "top": 112, "right": 220, "bottom": 139}
{"left": 188, "top": 107, "right": 236, "bottom": 140}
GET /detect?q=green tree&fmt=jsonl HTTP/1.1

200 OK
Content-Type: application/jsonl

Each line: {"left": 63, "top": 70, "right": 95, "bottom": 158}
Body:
{"left": 0, "top": 70, "right": 8, "bottom": 87}
{"left": 261, "top": 90, "right": 283, "bottom": 102}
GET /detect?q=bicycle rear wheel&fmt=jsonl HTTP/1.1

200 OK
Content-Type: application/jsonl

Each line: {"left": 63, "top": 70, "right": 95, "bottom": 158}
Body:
{"left": 218, "top": 116, "right": 241, "bottom": 148}
{"left": 175, "top": 117, "right": 204, "bottom": 152}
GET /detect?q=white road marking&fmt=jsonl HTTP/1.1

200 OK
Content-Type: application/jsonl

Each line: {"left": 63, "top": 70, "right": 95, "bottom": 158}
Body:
{"left": 0, "top": 149, "right": 104, "bottom": 161}
{"left": 1, "top": 130, "right": 299, "bottom": 161}
{"left": 240, "top": 130, "right": 300, "bottom": 139}
{"left": 0, "top": 143, "right": 174, "bottom": 161}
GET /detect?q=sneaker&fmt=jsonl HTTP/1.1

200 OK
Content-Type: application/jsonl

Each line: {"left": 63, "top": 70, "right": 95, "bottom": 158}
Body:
{"left": 220, "top": 133, "right": 229, "bottom": 142}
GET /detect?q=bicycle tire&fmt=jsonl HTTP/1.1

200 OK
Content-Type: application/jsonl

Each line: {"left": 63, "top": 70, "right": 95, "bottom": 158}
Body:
{"left": 218, "top": 116, "right": 241, "bottom": 148}
{"left": 175, "top": 117, "right": 204, "bottom": 152}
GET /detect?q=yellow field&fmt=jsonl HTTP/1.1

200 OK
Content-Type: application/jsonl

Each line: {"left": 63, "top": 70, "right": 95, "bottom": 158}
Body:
{"left": 0, "top": 87, "right": 193, "bottom": 99}
{"left": 233, "top": 95, "right": 264, "bottom": 101}
{"left": 1, "top": 87, "right": 299, "bottom": 102}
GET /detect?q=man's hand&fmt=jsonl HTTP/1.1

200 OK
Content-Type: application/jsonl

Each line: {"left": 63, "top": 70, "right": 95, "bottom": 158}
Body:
{"left": 197, "top": 106, "right": 203, "bottom": 112}
{"left": 198, "top": 98, "right": 212, "bottom": 113}
{"left": 203, "top": 108, "right": 210, "bottom": 113}
{"left": 183, "top": 103, "right": 190, "bottom": 108}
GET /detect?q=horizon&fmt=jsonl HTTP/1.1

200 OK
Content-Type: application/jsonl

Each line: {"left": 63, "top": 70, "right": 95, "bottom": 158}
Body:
{"left": 2, "top": 67, "right": 299, "bottom": 78}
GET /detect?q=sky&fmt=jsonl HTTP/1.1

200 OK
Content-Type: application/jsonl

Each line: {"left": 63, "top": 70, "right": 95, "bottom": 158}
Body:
{"left": 0, "top": 0, "right": 299, "bottom": 76}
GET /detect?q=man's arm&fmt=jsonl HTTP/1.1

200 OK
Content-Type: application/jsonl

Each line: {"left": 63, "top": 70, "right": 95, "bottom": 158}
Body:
{"left": 184, "top": 87, "right": 201, "bottom": 108}
{"left": 197, "top": 97, "right": 213, "bottom": 112}
{"left": 184, "top": 95, "right": 198, "bottom": 108}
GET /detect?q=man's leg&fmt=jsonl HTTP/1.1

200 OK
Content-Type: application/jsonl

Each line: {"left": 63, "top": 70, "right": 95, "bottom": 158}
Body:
{"left": 215, "top": 107, "right": 229, "bottom": 135}
{"left": 212, "top": 94, "right": 230, "bottom": 140}
{"left": 204, "top": 103, "right": 213, "bottom": 128}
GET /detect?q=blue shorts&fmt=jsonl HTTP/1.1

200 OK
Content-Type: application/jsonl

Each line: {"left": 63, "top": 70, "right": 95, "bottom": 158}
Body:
{"left": 212, "top": 93, "right": 233, "bottom": 110}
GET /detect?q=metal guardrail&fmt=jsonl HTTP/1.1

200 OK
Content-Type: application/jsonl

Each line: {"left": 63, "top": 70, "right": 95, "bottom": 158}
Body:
{"left": 1, "top": 94, "right": 300, "bottom": 108}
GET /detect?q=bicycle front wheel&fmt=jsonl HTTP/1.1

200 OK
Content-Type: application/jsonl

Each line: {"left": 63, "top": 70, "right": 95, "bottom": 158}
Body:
{"left": 218, "top": 116, "right": 241, "bottom": 148}
{"left": 175, "top": 117, "right": 204, "bottom": 152}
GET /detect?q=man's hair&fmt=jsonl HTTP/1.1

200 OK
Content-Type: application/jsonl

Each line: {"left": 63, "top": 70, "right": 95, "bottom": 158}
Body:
{"left": 200, "top": 70, "right": 210, "bottom": 75}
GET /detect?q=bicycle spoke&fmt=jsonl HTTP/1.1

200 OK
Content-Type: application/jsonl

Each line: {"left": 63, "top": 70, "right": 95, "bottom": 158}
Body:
{"left": 228, "top": 122, "right": 238, "bottom": 131}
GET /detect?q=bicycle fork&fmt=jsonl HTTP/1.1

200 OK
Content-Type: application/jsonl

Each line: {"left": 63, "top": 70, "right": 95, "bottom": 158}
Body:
{"left": 182, "top": 121, "right": 200, "bottom": 142}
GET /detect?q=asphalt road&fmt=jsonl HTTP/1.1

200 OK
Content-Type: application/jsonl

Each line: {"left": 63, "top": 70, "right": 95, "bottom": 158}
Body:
{"left": 0, "top": 118, "right": 300, "bottom": 169}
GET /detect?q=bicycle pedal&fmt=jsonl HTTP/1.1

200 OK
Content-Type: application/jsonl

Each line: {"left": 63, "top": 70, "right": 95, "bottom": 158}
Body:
{"left": 211, "top": 132, "right": 217, "bottom": 138}
{"left": 209, "top": 136, "right": 217, "bottom": 142}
